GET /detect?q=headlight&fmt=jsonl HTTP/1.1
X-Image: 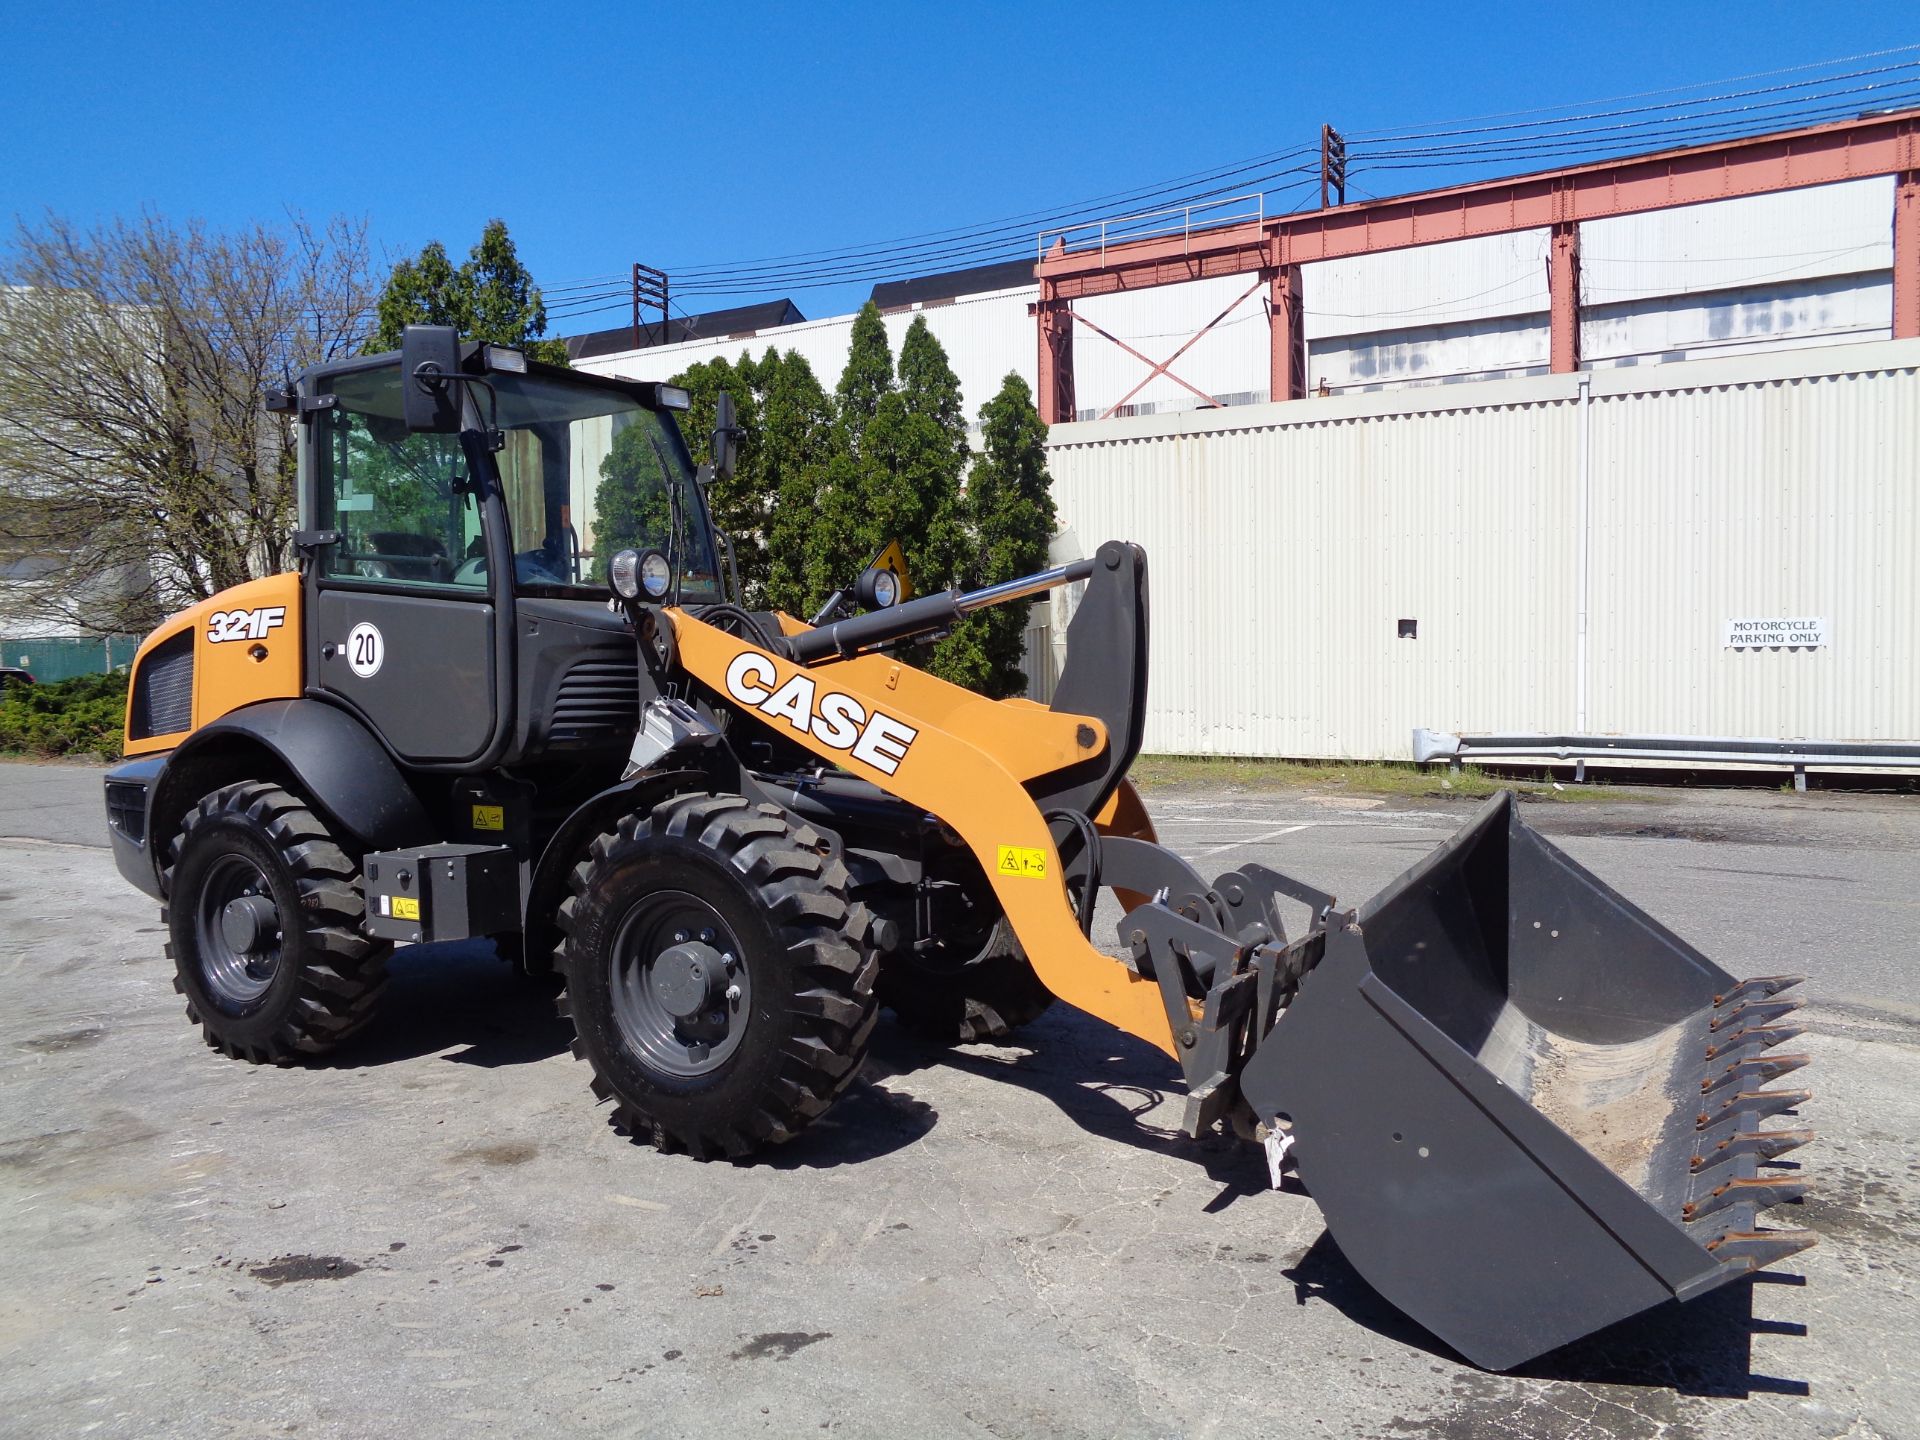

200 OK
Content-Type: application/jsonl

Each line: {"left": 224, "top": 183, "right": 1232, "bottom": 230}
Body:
{"left": 856, "top": 564, "right": 900, "bottom": 611}
{"left": 609, "top": 549, "right": 642, "bottom": 600}
{"left": 638, "top": 549, "right": 673, "bottom": 600}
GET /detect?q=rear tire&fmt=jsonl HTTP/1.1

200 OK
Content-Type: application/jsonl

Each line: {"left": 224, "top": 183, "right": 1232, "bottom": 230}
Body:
{"left": 880, "top": 921, "right": 1055, "bottom": 1045}
{"left": 163, "top": 781, "right": 389, "bottom": 1063}
{"left": 556, "top": 795, "right": 880, "bottom": 1159}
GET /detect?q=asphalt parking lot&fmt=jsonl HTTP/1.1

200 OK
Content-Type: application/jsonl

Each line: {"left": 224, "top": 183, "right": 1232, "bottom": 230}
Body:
{"left": 2, "top": 760, "right": 1916, "bottom": 1439}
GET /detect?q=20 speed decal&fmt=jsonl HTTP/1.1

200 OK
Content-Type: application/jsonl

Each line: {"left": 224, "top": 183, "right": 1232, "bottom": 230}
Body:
{"left": 346, "top": 622, "right": 385, "bottom": 679}
{"left": 724, "top": 652, "right": 919, "bottom": 775}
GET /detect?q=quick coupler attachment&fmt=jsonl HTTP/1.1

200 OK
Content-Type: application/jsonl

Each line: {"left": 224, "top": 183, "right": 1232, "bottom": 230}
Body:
{"left": 1112, "top": 846, "right": 1335, "bottom": 1141}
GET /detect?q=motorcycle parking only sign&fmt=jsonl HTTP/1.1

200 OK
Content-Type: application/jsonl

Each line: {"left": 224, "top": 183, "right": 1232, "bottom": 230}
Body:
{"left": 1724, "top": 617, "right": 1827, "bottom": 649}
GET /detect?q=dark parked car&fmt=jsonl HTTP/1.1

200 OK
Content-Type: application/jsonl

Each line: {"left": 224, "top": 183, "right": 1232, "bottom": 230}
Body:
{"left": 0, "top": 667, "right": 36, "bottom": 699}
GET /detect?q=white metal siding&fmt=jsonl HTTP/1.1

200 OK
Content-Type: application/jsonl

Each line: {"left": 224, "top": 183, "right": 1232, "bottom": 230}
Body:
{"left": 1071, "top": 274, "right": 1272, "bottom": 416}
{"left": 1304, "top": 229, "right": 1552, "bottom": 339}
{"left": 1586, "top": 359, "right": 1920, "bottom": 742}
{"left": 1045, "top": 339, "right": 1920, "bottom": 759}
{"left": 1580, "top": 177, "right": 1895, "bottom": 302}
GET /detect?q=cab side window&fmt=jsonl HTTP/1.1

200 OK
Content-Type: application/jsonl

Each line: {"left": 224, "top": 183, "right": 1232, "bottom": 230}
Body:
{"left": 319, "top": 404, "right": 484, "bottom": 589}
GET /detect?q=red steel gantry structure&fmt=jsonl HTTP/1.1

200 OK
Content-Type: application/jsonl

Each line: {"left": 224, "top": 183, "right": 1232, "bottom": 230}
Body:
{"left": 1031, "top": 111, "right": 1920, "bottom": 425}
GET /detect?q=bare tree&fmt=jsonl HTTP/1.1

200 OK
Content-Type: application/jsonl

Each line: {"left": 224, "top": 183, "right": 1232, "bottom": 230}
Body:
{"left": 0, "top": 212, "right": 377, "bottom": 634}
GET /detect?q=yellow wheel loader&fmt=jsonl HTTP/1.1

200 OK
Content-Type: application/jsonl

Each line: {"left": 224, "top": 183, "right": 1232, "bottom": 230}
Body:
{"left": 103, "top": 326, "right": 1815, "bottom": 1370}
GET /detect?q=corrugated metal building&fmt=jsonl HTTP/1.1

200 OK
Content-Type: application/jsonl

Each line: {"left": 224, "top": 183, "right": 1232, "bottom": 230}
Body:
{"left": 1045, "top": 340, "right": 1920, "bottom": 761}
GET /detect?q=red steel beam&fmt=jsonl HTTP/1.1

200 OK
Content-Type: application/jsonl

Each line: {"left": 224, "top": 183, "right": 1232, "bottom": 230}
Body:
{"left": 1268, "top": 261, "right": 1304, "bottom": 401}
{"left": 1897, "top": 169, "right": 1920, "bottom": 340}
{"left": 1039, "top": 111, "right": 1920, "bottom": 302}
{"left": 1549, "top": 219, "right": 1581, "bottom": 373}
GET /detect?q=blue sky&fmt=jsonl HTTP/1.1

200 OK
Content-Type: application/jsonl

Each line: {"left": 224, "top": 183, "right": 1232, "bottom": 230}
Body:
{"left": 1, "top": 3, "right": 1914, "bottom": 329}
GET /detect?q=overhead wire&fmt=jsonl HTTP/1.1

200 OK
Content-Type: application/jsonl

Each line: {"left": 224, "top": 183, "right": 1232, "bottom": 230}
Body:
{"left": 536, "top": 51, "right": 1920, "bottom": 320}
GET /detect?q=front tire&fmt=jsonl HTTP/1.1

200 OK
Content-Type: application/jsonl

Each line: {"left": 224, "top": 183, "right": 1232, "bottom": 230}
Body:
{"left": 557, "top": 795, "right": 879, "bottom": 1159}
{"left": 163, "top": 781, "right": 389, "bottom": 1063}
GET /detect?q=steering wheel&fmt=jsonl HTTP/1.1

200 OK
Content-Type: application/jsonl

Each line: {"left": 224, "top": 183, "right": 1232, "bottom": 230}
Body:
{"left": 454, "top": 549, "right": 569, "bottom": 585}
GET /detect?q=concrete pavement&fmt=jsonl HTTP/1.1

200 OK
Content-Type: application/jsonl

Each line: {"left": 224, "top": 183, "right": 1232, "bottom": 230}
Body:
{"left": 1, "top": 761, "right": 1915, "bottom": 1438}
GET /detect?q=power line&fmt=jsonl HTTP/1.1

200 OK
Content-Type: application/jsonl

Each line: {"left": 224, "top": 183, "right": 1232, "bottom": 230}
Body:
{"left": 537, "top": 50, "right": 1920, "bottom": 319}
{"left": 1347, "top": 43, "right": 1920, "bottom": 139}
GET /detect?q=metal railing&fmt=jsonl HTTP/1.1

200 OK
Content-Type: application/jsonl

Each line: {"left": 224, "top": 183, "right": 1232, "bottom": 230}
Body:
{"left": 1038, "top": 194, "right": 1265, "bottom": 267}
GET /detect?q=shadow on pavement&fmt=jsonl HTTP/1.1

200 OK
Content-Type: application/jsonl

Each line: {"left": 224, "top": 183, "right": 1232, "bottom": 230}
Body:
{"left": 327, "top": 940, "right": 573, "bottom": 1070}
{"left": 871, "top": 1003, "right": 1277, "bottom": 1205}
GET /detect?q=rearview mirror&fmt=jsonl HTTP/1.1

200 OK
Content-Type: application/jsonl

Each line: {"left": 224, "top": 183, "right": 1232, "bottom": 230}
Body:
{"left": 400, "top": 324, "right": 462, "bottom": 432}
{"left": 712, "top": 391, "right": 739, "bottom": 481}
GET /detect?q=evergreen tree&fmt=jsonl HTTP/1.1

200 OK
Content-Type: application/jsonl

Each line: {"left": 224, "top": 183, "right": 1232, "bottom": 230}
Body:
{"left": 834, "top": 301, "right": 893, "bottom": 457}
{"left": 757, "top": 348, "right": 843, "bottom": 615}
{"left": 931, "top": 373, "right": 1058, "bottom": 697}
{"left": 666, "top": 354, "right": 768, "bottom": 606}
{"left": 893, "top": 316, "right": 972, "bottom": 593}
{"left": 367, "top": 219, "right": 568, "bottom": 364}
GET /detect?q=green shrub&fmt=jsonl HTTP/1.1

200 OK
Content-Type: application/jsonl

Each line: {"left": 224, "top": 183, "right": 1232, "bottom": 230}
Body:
{"left": 0, "top": 671, "right": 128, "bottom": 760}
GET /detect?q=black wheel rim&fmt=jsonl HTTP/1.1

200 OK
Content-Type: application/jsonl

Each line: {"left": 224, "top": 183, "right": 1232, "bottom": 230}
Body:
{"left": 194, "top": 853, "right": 284, "bottom": 1013}
{"left": 609, "top": 889, "right": 751, "bottom": 1078}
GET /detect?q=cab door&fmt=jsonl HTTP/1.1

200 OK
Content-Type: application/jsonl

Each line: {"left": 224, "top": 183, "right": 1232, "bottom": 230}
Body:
{"left": 305, "top": 367, "right": 501, "bottom": 765}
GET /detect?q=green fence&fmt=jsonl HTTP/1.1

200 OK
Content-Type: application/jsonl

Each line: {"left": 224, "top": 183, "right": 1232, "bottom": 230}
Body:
{"left": 0, "top": 635, "right": 142, "bottom": 682}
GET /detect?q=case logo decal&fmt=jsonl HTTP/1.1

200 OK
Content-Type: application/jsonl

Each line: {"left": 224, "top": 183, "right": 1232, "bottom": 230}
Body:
{"left": 207, "top": 606, "right": 286, "bottom": 644}
{"left": 724, "top": 651, "right": 919, "bottom": 776}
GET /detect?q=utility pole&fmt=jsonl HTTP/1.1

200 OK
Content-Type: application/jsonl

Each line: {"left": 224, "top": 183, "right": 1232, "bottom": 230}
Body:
{"left": 630, "top": 263, "right": 670, "bottom": 349}
{"left": 1320, "top": 125, "right": 1347, "bottom": 209}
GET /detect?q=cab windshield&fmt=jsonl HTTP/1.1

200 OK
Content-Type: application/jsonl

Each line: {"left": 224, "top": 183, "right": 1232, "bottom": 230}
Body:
{"left": 315, "top": 363, "right": 722, "bottom": 600}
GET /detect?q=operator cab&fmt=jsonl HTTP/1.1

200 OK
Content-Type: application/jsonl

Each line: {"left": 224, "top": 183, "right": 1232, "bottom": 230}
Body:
{"left": 291, "top": 332, "right": 723, "bottom": 782}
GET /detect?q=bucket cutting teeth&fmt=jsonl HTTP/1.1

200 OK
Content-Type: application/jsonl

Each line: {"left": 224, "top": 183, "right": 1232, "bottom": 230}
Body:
{"left": 1701, "top": 1052, "right": 1811, "bottom": 1096}
{"left": 1691, "top": 1127, "right": 1815, "bottom": 1173}
{"left": 1709, "top": 997, "right": 1802, "bottom": 1032}
{"left": 1714, "top": 975, "right": 1805, "bottom": 1007}
{"left": 1683, "top": 1175, "right": 1810, "bottom": 1222}
{"left": 1705, "top": 1022, "right": 1804, "bottom": 1058}
{"left": 1697, "top": 1087, "right": 1812, "bottom": 1132}
{"left": 1706, "top": 1228, "right": 1819, "bottom": 1271}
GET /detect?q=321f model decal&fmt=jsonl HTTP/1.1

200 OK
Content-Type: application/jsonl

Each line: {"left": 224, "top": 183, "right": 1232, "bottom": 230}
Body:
{"left": 206, "top": 606, "right": 286, "bottom": 643}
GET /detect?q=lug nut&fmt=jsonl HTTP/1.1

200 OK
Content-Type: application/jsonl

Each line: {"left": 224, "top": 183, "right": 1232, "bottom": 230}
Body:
{"left": 724, "top": 984, "right": 742, "bottom": 1002}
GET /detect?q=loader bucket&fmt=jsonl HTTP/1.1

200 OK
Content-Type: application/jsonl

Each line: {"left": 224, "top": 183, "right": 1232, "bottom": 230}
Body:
{"left": 1241, "top": 792, "right": 1813, "bottom": 1371}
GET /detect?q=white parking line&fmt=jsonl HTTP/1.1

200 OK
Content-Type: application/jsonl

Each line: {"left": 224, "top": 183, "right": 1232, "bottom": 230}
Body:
{"left": 1195, "top": 823, "right": 1312, "bottom": 858}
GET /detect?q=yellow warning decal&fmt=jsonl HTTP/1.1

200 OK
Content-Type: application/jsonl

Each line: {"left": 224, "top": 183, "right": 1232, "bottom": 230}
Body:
{"left": 391, "top": 895, "right": 420, "bottom": 921}
{"left": 996, "top": 845, "right": 1049, "bottom": 879}
{"left": 471, "top": 804, "right": 504, "bottom": 831}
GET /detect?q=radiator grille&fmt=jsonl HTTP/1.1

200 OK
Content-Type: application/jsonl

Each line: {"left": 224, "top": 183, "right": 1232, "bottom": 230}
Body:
{"left": 129, "top": 631, "right": 193, "bottom": 740}
{"left": 549, "top": 655, "right": 639, "bottom": 741}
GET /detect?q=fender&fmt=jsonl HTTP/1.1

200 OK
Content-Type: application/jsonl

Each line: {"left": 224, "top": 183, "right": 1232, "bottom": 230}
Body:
{"left": 520, "top": 768, "right": 709, "bottom": 973}
{"left": 150, "top": 699, "right": 434, "bottom": 866}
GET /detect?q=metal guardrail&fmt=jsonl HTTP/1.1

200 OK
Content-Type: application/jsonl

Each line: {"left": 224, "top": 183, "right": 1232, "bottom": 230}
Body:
{"left": 1414, "top": 727, "right": 1920, "bottom": 784}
